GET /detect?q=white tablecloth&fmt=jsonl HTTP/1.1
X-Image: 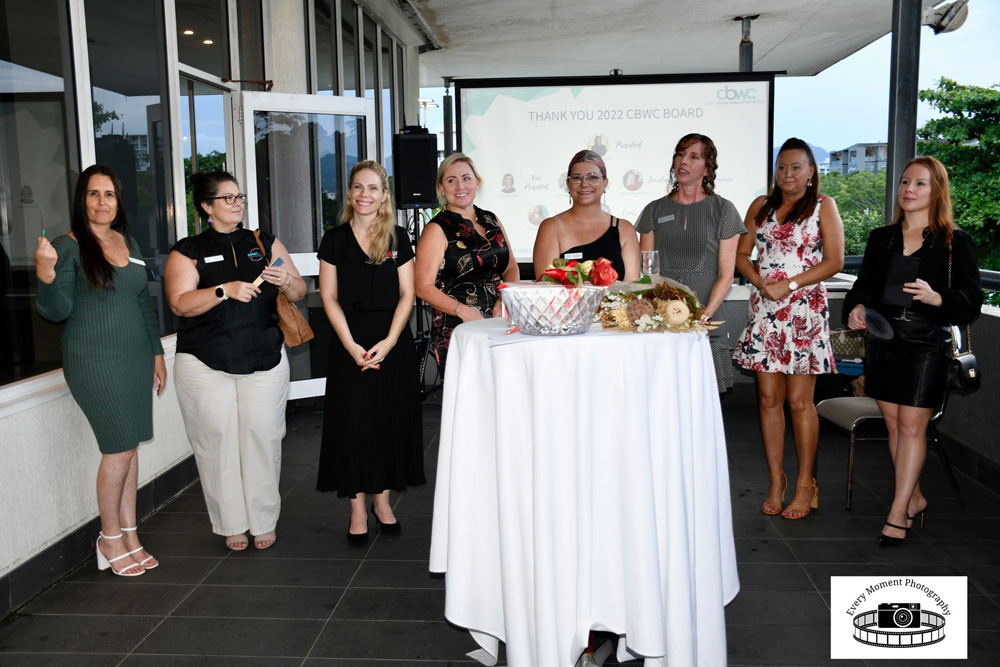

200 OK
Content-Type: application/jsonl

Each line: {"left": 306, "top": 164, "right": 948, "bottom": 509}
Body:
{"left": 429, "top": 319, "right": 739, "bottom": 667}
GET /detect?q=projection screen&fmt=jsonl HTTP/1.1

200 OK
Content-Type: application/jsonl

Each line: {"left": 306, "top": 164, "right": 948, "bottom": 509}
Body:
{"left": 456, "top": 74, "right": 774, "bottom": 262}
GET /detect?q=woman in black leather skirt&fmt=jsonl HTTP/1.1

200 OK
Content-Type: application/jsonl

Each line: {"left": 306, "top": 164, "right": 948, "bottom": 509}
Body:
{"left": 844, "top": 156, "right": 981, "bottom": 546}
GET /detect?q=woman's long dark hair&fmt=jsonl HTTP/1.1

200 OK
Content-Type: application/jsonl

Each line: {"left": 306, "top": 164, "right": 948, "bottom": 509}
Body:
{"left": 754, "top": 137, "right": 820, "bottom": 226}
{"left": 191, "top": 171, "right": 239, "bottom": 222}
{"left": 72, "top": 164, "right": 131, "bottom": 290}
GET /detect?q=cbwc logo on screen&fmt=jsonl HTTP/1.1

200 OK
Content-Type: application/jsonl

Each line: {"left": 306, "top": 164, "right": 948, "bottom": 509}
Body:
{"left": 716, "top": 85, "right": 757, "bottom": 101}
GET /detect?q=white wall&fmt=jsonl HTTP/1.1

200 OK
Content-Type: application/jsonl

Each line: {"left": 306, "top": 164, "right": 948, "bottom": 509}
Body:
{"left": 0, "top": 336, "right": 192, "bottom": 577}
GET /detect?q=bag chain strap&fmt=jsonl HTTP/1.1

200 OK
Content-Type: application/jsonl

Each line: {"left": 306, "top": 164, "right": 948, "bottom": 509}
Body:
{"left": 947, "top": 244, "right": 973, "bottom": 356}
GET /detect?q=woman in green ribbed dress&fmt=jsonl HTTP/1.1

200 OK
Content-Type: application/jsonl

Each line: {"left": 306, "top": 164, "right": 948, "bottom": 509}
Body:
{"left": 35, "top": 164, "right": 166, "bottom": 577}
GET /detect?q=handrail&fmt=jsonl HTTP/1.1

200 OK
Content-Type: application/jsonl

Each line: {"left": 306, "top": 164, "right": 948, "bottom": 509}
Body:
{"left": 842, "top": 256, "right": 999, "bottom": 290}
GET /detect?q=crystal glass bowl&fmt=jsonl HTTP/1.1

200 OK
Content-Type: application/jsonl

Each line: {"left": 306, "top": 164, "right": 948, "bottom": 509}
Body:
{"left": 501, "top": 284, "right": 606, "bottom": 335}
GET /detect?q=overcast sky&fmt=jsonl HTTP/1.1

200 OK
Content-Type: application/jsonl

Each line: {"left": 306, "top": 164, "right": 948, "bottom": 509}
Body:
{"left": 774, "top": 0, "right": 999, "bottom": 153}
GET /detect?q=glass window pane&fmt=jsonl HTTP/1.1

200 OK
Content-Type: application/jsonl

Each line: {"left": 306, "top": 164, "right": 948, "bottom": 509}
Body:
{"left": 251, "top": 110, "right": 366, "bottom": 384}
{"left": 237, "top": 0, "right": 265, "bottom": 84}
{"left": 0, "top": 0, "right": 80, "bottom": 384}
{"left": 381, "top": 30, "right": 394, "bottom": 180}
{"left": 363, "top": 14, "right": 376, "bottom": 101}
{"left": 87, "top": 0, "right": 175, "bottom": 337}
{"left": 175, "top": 0, "right": 230, "bottom": 78}
{"left": 340, "top": 0, "right": 358, "bottom": 97}
{"left": 396, "top": 43, "right": 405, "bottom": 113}
{"left": 253, "top": 110, "right": 365, "bottom": 251}
{"left": 315, "top": 0, "right": 336, "bottom": 94}
{"left": 179, "top": 76, "right": 227, "bottom": 237}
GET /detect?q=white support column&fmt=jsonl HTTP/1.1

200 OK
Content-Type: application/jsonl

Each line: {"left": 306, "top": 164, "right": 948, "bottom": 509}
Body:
{"left": 67, "top": 0, "right": 95, "bottom": 167}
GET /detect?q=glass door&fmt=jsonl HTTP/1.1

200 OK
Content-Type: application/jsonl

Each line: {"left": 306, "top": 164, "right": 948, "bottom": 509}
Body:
{"left": 240, "top": 92, "right": 375, "bottom": 399}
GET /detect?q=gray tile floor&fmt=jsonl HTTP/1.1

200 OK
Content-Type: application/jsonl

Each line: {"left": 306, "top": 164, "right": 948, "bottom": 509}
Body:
{"left": 1, "top": 378, "right": 998, "bottom": 666}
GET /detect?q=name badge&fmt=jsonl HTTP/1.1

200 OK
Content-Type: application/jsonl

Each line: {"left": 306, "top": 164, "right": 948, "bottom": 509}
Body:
{"left": 128, "top": 257, "right": 146, "bottom": 266}
{"left": 564, "top": 252, "right": 583, "bottom": 260}
{"left": 204, "top": 255, "right": 223, "bottom": 263}
{"left": 657, "top": 214, "right": 674, "bottom": 224}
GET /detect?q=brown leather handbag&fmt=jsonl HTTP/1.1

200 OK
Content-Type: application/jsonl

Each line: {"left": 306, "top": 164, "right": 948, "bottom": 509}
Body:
{"left": 253, "top": 230, "right": 314, "bottom": 347}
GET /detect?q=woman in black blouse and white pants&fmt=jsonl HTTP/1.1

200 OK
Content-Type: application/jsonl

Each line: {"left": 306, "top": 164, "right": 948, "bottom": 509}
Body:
{"left": 844, "top": 156, "right": 981, "bottom": 546}
{"left": 164, "top": 171, "right": 306, "bottom": 552}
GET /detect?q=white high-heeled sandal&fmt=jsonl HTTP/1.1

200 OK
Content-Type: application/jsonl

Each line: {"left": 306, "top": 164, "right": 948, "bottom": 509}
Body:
{"left": 95, "top": 532, "right": 144, "bottom": 576}
{"left": 121, "top": 526, "right": 158, "bottom": 569}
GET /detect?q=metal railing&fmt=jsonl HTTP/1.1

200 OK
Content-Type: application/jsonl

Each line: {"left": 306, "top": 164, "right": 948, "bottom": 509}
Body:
{"left": 842, "top": 256, "right": 999, "bottom": 291}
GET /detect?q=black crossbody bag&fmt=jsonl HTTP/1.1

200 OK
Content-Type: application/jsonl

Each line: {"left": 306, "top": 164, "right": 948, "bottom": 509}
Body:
{"left": 947, "top": 244, "right": 981, "bottom": 394}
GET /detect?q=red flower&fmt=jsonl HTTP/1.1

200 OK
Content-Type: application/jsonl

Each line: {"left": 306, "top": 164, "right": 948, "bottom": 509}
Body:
{"left": 542, "top": 267, "right": 567, "bottom": 282}
{"left": 769, "top": 223, "right": 795, "bottom": 241}
{"left": 566, "top": 259, "right": 578, "bottom": 268}
{"left": 808, "top": 289, "right": 826, "bottom": 312}
{"left": 765, "top": 331, "right": 791, "bottom": 366}
{"left": 589, "top": 257, "right": 618, "bottom": 286}
{"left": 775, "top": 305, "right": 792, "bottom": 322}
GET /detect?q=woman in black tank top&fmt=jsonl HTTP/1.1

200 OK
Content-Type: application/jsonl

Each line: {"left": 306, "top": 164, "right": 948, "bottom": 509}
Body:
{"left": 532, "top": 150, "right": 640, "bottom": 281}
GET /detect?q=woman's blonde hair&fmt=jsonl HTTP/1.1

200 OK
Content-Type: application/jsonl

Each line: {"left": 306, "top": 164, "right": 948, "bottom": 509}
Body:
{"left": 342, "top": 160, "right": 397, "bottom": 264}
{"left": 436, "top": 153, "right": 482, "bottom": 206}
{"left": 891, "top": 155, "right": 955, "bottom": 246}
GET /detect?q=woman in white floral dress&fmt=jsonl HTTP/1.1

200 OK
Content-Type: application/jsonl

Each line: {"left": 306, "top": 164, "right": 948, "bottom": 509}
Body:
{"left": 733, "top": 138, "right": 844, "bottom": 520}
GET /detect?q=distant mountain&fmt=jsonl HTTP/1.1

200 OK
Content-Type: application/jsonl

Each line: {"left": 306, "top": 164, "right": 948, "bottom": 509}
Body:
{"left": 773, "top": 142, "right": 829, "bottom": 164}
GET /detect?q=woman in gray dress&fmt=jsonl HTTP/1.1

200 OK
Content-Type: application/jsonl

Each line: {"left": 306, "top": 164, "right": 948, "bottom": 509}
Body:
{"left": 636, "top": 133, "right": 746, "bottom": 391}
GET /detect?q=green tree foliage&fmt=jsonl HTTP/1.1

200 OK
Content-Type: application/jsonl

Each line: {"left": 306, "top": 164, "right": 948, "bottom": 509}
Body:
{"left": 917, "top": 77, "right": 1000, "bottom": 270}
{"left": 92, "top": 101, "right": 119, "bottom": 133}
{"left": 820, "top": 169, "right": 886, "bottom": 256}
{"left": 183, "top": 151, "right": 228, "bottom": 236}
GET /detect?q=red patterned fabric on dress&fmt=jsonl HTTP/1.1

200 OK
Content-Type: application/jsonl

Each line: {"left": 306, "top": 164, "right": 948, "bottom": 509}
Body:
{"left": 733, "top": 199, "right": 836, "bottom": 375}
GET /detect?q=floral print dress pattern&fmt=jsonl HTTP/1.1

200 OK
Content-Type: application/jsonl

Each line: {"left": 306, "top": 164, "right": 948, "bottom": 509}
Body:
{"left": 428, "top": 206, "right": 510, "bottom": 369}
{"left": 733, "top": 198, "right": 836, "bottom": 375}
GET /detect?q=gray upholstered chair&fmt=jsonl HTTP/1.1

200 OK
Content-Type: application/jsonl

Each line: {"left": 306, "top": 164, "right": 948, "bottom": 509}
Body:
{"left": 816, "top": 396, "right": 964, "bottom": 510}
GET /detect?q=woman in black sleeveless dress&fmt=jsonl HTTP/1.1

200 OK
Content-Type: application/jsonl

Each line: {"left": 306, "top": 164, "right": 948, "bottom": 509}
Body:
{"left": 316, "top": 161, "right": 424, "bottom": 545}
{"left": 532, "top": 149, "right": 640, "bottom": 281}
{"left": 415, "top": 153, "right": 520, "bottom": 369}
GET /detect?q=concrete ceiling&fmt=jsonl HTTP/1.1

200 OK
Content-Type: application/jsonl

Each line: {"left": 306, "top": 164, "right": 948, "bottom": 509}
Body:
{"left": 408, "top": 0, "right": 939, "bottom": 86}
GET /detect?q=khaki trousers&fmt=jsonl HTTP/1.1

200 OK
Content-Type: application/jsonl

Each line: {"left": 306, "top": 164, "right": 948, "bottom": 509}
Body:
{"left": 174, "top": 350, "right": 288, "bottom": 536}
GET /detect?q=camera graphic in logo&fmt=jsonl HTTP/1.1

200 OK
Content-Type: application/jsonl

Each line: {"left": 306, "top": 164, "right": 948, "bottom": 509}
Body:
{"left": 877, "top": 602, "right": 921, "bottom": 629}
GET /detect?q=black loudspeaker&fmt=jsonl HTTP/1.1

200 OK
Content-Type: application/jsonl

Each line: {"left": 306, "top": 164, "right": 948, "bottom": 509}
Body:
{"left": 392, "top": 132, "right": 438, "bottom": 209}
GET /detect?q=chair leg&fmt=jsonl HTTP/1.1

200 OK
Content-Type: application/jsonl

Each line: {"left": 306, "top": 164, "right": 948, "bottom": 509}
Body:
{"left": 846, "top": 428, "right": 857, "bottom": 511}
{"left": 928, "top": 423, "right": 965, "bottom": 508}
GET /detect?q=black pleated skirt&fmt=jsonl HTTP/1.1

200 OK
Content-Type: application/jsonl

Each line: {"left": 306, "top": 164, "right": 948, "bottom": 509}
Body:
{"left": 865, "top": 311, "right": 951, "bottom": 409}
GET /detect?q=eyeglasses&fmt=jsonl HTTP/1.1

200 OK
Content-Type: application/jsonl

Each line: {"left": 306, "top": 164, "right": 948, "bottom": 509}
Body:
{"left": 207, "top": 193, "right": 247, "bottom": 205}
{"left": 567, "top": 173, "right": 602, "bottom": 186}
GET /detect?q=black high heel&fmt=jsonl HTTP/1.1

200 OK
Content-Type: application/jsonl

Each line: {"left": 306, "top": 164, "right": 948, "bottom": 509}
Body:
{"left": 878, "top": 521, "right": 910, "bottom": 547}
{"left": 346, "top": 520, "right": 369, "bottom": 546}
{"left": 908, "top": 510, "right": 927, "bottom": 529}
{"left": 371, "top": 502, "right": 401, "bottom": 535}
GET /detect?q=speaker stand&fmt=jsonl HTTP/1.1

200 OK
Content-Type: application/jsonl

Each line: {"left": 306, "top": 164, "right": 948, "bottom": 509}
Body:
{"left": 405, "top": 207, "right": 443, "bottom": 400}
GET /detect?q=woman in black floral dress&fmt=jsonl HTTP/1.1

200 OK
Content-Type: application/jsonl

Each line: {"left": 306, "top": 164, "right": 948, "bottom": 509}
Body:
{"left": 415, "top": 153, "right": 520, "bottom": 369}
